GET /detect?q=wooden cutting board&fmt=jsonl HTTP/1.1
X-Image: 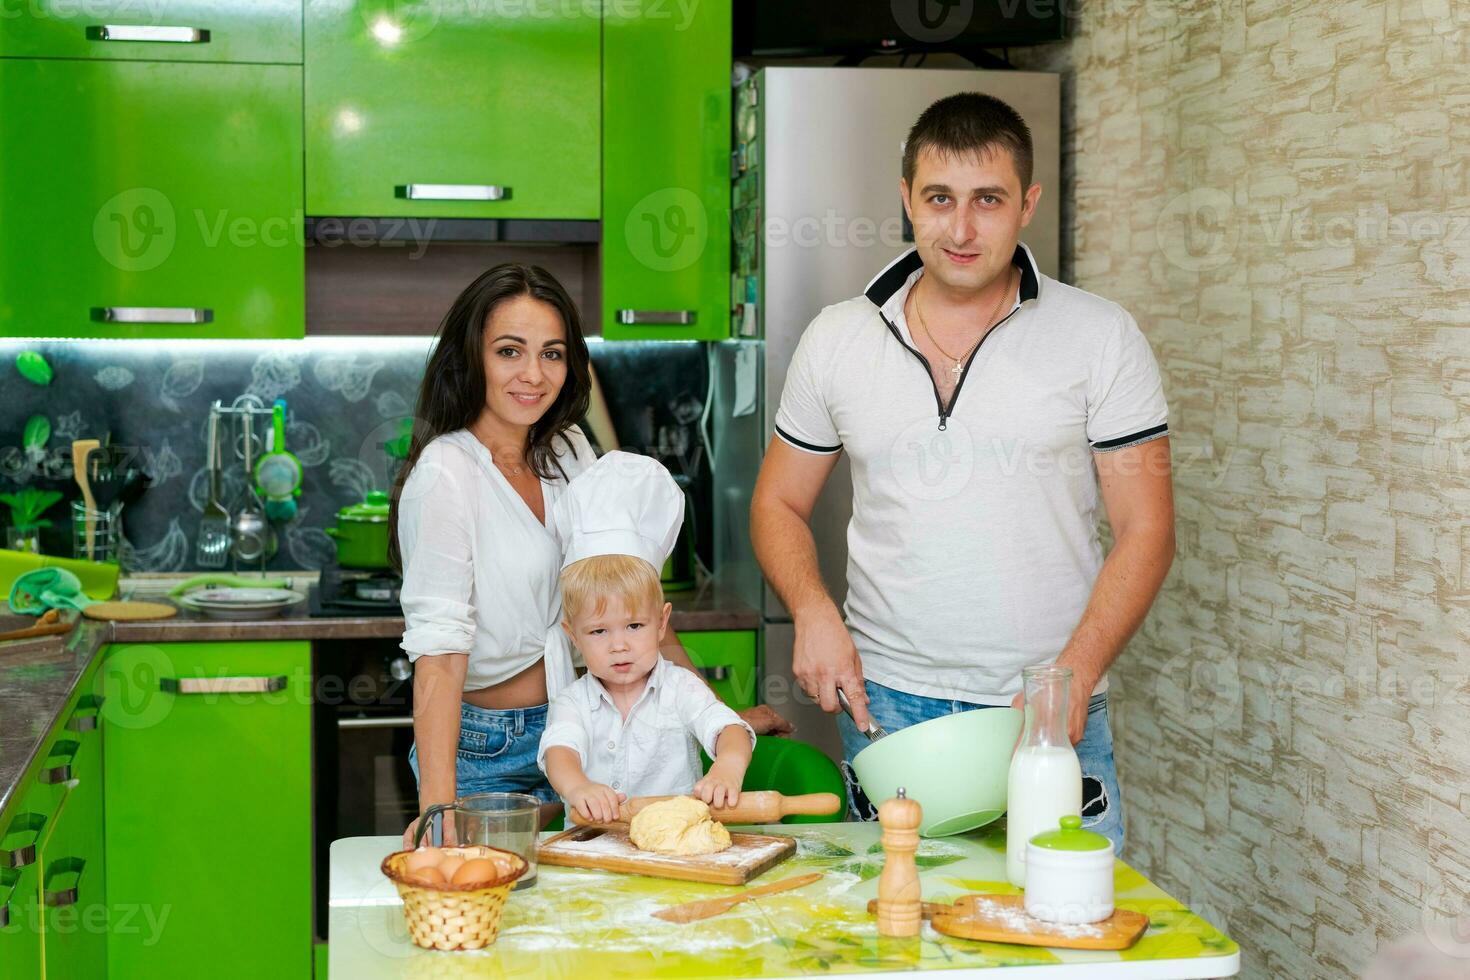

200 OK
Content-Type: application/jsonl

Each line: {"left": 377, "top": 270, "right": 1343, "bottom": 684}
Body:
{"left": 537, "top": 825, "right": 796, "bottom": 886}
{"left": 867, "top": 895, "right": 1149, "bottom": 950}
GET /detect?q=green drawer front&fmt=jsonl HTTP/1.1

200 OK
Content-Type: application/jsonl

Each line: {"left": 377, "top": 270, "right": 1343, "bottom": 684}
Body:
{"left": 681, "top": 630, "right": 758, "bottom": 711}
{"left": 0, "top": 830, "right": 42, "bottom": 980}
{"left": 306, "top": 0, "right": 600, "bottom": 219}
{"left": 0, "top": 0, "right": 302, "bottom": 63}
{"left": 601, "top": 0, "right": 731, "bottom": 340}
{"left": 0, "top": 59, "right": 305, "bottom": 340}
{"left": 103, "top": 642, "right": 312, "bottom": 980}
{"left": 40, "top": 783, "right": 107, "bottom": 980}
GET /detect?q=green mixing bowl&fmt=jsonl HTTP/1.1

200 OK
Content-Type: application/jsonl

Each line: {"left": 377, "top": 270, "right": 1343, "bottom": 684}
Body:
{"left": 850, "top": 706, "right": 1023, "bottom": 837}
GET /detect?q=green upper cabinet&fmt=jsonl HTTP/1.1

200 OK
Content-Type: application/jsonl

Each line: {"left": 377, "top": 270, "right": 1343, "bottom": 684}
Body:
{"left": 601, "top": 0, "right": 731, "bottom": 340}
{"left": 305, "top": 0, "right": 600, "bottom": 220}
{"left": 0, "top": 59, "right": 305, "bottom": 340}
{"left": 0, "top": 0, "right": 302, "bottom": 63}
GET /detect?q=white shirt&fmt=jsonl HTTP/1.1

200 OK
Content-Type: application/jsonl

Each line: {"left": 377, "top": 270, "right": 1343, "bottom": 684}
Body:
{"left": 774, "top": 243, "right": 1169, "bottom": 704}
{"left": 397, "top": 426, "right": 598, "bottom": 692}
{"left": 536, "top": 655, "right": 756, "bottom": 799}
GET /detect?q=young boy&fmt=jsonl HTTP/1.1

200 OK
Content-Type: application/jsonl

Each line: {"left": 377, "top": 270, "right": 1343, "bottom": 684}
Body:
{"left": 537, "top": 452, "right": 755, "bottom": 824}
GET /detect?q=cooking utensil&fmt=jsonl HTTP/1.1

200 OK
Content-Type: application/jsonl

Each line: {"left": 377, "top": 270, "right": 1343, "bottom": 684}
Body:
{"left": 414, "top": 792, "right": 543, "bottom": 890}
{"left": 653, "top": 872, "right": 823, "bottom": 923}
{"left": 230, "top": 413, "right": 272, "bottom": 565}
{"left": 864, "top": 894, "right": 1149, "bottom": 951}
{"left": 255, "top": 399, "right": 302, "bottom": 523}
{"left": 536, "top": 825, "right": 796, "bottom": 885}
{"left": 568, "top": 791, "right": 841, "bottom": 828}
{"left": 70, "top": 439, "right": 101, "bottom": 559}
{"left": 197, "top": 412, "right": 233, "bottom": 569}
{"left": 324, "top": 491, "right": 392, "bottom": 569}
{"left": 0, "top": 609, "right": 76, "bottom": 643}
{"left": 837, "top": 688, "right": 889, "bottom": 741}
{"left": 848, "top": 706, "right": 1021, "bottom": 837}
{"left": 81, "top": 600, "right": 178, "bottom": 622}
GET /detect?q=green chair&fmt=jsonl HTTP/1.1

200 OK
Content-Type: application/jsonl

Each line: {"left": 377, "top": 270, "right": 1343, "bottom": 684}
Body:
{"left": 703, "top": 735, "right": 847, "bottom": 824}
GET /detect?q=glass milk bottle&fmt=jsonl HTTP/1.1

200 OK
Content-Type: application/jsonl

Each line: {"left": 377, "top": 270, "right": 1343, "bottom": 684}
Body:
{"left": 1006, "top": 664, "right": 1082, "bottom": 887}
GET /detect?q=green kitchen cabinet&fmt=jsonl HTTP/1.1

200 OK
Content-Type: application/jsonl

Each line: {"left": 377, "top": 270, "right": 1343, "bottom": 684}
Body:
{"left": 601, "top": 0, "right": 732, "bottom": 340}
{"left": 0, "top": 803, "right": 49, "bottom": 980}
{"left": 0, "top": 1, "right": 301, "bottom": 64}
{"left": 102, "top": 642, "right": 312, "bottom": 979}
{"left": 0, "top": 59, "right": 305, "bottom": 340}
{"left": 305, "top": 0, "right": 600, "bottom": 220}
{"left": 681, "top": 630, "right": 758, "bottom": 711}
{"left": 39, "top": 700, "right": 107, "bottom": 980}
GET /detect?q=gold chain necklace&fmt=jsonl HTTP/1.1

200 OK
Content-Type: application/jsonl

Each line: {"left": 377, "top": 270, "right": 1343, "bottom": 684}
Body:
{"left": 914, "top": 268, "right": 1016, "bottom": 383}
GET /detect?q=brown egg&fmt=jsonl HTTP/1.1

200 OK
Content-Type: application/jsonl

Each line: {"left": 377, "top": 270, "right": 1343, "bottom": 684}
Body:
{"left": 404, "top": 847, "right": 444, "bottom": 874}
{"left": 450, "top": 857, "right": 501, "bottom": 887}
{"left": 414, "top": 865, "right": 447, "bottom": 888}
{"left": 437, "top": 855, "right": 465, "bottom": 882}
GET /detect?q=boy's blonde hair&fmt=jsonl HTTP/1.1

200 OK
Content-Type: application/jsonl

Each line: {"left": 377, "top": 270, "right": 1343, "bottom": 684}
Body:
{"left": 560, "top": 554, "right": 663, "bottom": 621}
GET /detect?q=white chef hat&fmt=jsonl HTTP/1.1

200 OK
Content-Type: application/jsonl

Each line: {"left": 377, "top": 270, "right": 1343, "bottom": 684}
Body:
{"left": 555, "top": 451, "right": 684, "bottom": 571}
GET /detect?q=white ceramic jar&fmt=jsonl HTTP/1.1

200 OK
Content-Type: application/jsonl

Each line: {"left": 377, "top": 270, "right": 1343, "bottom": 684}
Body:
{"left": 1023, "top": 815, "right": 1115, "bottom": 924}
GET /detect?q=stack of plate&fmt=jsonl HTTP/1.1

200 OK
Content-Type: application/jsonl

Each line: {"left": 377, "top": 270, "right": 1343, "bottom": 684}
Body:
{"left": 176, "top": 587, "right": 305, "bottom": 621}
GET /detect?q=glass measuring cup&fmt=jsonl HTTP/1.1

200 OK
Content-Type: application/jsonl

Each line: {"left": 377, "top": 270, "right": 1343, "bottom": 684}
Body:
{"left": 415, "top": 792, "right": 542, "bottom": 890}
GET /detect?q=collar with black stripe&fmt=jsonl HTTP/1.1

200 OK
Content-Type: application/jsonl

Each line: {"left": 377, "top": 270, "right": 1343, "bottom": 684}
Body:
{"left": 864, "top": 242, "right": 1041, "bottom": 311}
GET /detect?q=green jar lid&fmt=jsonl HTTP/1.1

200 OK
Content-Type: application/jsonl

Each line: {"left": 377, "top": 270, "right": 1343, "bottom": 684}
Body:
{"left": 339, "top": 490, "right": 390, "bottom": 522}
{"left": 1029, "top": 815, "right": 1111, "bottom": 852}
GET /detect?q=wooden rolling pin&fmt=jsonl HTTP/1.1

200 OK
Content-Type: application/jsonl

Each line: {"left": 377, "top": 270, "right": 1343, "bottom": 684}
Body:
{"left": 569, "top": 790, "right": 840, "bottom": 828}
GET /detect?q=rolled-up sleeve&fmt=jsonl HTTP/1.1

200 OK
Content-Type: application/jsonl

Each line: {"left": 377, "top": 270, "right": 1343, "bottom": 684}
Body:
{"left": 398, "top": 449, "right": 476, "bottom": 658}
{"left": 675, "top": 670, "right": 756, "bottom": 758}
{"left": 538, "top": 691, "right": 589, "bottom": 773}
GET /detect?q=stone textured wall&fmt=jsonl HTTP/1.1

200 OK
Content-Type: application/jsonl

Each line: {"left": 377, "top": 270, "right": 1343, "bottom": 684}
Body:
{"left": 1008, "top": 2, "right": 1470, "bottom": 976}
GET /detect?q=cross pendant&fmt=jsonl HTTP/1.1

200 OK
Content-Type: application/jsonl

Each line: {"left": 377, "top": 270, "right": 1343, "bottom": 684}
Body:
{"left": 950, "top": 360, "right": 965, "bottom": 382}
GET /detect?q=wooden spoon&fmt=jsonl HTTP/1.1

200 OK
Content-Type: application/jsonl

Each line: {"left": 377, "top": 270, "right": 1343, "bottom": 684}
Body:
{"left": 653, "top": 872, "right": 823, "bottom": 923}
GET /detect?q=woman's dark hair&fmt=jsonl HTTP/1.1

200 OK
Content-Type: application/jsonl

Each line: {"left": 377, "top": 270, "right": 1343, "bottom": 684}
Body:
{"left": 388, "top": 263, "right": 591, "bottom": 571}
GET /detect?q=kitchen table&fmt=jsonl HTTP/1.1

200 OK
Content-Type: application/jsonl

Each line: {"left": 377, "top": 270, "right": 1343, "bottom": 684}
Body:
{"left": 329, "top": 822, "right": 1238, "bottom": 978}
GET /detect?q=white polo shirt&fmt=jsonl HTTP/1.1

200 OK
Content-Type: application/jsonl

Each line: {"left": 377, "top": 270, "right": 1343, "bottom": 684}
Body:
{"left": 774, "top": 243, "right": 1169, "bottom": 704}
{"left": 537, "top": 655, "right": 756, "bottom": 800}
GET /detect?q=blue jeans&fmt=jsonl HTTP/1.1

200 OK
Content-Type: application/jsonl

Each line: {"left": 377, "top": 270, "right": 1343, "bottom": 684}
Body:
{"left": 836, "top": 681, "right": 1126, "bottom": 855}
{"left": 408, "top": 701, "right": 558, "bottom": 806}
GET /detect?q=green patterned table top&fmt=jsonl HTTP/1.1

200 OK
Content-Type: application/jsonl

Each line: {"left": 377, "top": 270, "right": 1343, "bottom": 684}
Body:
{"left": 329, "top": 822, "right": 1239, "bottom": 979}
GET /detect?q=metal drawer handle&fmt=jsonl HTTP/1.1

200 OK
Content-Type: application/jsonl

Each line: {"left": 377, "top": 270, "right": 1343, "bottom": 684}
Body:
{"left": 160, "top": 676, "right": 288, "bottom": 695}
{"left": 68, "top": 697, "right": 105, "bottom": 733}
{"left": 91, "top": 307, "right": 213, "bottom": 325}
{"left": 40, "top": 740, "right": 79, "bottom": 784}
{"left": 395, "top": 184, "right": 510, "bottom": 202}
{"left": 3, "top": 813, "right": 45, "bottom": 869}
{"left": 337, "top": 715, "right": 414, "bottom": 730}
{"left": 86, "top": 25, "right": 210, "bottom": 43}
{"left": 4, "top": 842, "right": 37, "bottom": 870}
{"left": 44, "top": 858, "right": 86, "bottom": 909}
{"left": 698, "top": 666, "right": 730, "bottom": 682}
{"left": 0, "top": 897, "right": 8, "bottom": 928}
{"left": 616, "top": 310, "right": 697, "bottom": 326}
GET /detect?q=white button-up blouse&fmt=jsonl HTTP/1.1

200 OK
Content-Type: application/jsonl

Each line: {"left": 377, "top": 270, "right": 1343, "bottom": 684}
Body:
{"left": 396, "top": 426, "right": 597, "bottom": 692}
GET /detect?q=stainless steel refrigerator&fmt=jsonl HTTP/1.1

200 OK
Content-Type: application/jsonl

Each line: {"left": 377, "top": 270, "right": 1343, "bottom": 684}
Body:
{"left": 711, "top": 66, "right": 1060, "bottom": 762}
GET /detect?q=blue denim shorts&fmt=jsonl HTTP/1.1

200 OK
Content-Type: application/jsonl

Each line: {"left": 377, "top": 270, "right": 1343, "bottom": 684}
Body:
{"left": 836, "top": 681, "right": 1126, "bottom": 856}
{"left": 408, "top": 701, "right": 558, "bottom": 806}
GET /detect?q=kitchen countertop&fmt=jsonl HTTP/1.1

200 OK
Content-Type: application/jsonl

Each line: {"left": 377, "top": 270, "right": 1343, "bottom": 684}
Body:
{"left": 0, "top": 580, "right": 759, "bottom": 820}
{"left": 329, "top": 822, "right": 1240, "bottom": 978}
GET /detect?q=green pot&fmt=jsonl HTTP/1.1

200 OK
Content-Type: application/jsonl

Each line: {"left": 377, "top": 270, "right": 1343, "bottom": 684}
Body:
{"left": 324, "top": 491, "right": 391, "bottom": 569}
{"left": 850, "top": 706, "right": 1023, "bottom": 837}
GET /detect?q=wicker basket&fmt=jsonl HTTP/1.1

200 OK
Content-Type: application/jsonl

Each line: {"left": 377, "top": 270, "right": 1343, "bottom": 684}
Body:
{"left": 380, "top": 845, "right": 528, "bottom": 951}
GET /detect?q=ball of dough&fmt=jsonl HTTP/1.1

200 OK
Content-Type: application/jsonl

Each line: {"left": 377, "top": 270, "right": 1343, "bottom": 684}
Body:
{"left": 628, "top": 797, "right": 733, "bottom": 855}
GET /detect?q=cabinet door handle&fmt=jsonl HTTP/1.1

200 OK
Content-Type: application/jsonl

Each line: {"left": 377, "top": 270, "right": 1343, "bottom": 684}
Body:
{"left": 91, "top": 307, "right": 213, "bottom": 325}
{"left": 698, "top": 666, "right": 730, "bottom": 682}
{"left": 86, "top": 25, "right": 210, "bottom": 43}
{"left": 395, "top": 184, "right": 510, "bottom": 202}
{"left": 67, "top": 697, "right": 105, "bottom": 733}
{"left": 4, "top": 841, "right": 37, "bottom": 870}
{"left": 44, "top": 858, "right": 86, "bottom": 909}
{"left": 160, "top": 676, "right": 288, "bottom": 695}
{"left": 40, "top": 741, "right": 79, "bottom": 784}
{"left": 616, "top": 310, "right": 697, "bottom": 326}
{"left": 337, "top": 715, "right": 414, "bottom": 730}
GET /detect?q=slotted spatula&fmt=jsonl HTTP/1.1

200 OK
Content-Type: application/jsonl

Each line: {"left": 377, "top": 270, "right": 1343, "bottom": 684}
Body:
{"left": 196, "top": 413, "right": 231, "bottom": 568}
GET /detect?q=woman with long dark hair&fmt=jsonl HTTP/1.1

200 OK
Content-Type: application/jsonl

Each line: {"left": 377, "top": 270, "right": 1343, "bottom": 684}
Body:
{"left": 392, "top": 264, "right": 787, "bottom": 842}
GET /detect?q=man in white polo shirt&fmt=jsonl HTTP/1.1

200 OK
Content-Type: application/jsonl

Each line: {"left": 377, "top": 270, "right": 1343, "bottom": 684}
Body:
{"left": 751, "top": 93, "right": 1175, "bottom": 851}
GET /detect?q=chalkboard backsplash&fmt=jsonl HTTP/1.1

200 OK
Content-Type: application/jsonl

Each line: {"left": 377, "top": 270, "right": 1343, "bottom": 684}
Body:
{"left": 0, "top": 339, "right": 714, "bottom": 573}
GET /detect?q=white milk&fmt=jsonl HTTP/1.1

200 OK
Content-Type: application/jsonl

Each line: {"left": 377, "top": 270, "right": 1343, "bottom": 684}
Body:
{"left": 1005, "top": 744, "right": 1082, "bottom": 887}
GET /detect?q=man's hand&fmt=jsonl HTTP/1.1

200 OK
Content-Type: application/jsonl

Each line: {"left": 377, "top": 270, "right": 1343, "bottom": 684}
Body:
{"left": 739, "top": 704, "right": 795, "bottom": 736}
{"left": 793, "top": 602, "right": 871, "bottom": 731}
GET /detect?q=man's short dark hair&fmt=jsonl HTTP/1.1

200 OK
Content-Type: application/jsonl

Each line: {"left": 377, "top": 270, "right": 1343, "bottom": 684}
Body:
{"left": 902, "top": 92, "right": 1034, "bottom": 192}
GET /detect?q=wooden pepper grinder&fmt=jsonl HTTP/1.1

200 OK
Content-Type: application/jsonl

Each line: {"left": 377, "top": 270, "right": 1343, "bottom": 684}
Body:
{"left": 876, "top": 787, "right": 923, "bottom": 937}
